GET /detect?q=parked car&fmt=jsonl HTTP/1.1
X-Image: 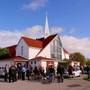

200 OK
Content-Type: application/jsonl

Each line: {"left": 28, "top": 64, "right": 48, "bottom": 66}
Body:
{"left": 72, "top": 68, "right": 82, "bottom": 77}
{"left": 63, "top": 69, "right": 69, "bottom": 78}
{"left": 83, "top": 67, "right": 88, "bottom": 74}
{"left": 0, "top": 67, "right": 5, "bottom": 78}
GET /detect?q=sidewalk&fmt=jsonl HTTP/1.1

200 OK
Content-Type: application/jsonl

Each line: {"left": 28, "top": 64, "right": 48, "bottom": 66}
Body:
{"left": 0, "top": 75, "right": 89, "bottom": 90}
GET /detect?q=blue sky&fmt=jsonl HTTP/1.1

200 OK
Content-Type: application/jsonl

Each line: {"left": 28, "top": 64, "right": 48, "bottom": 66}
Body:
{"left": 0, "top": 0, "right": 90, "bottom": 58}
{"left": 0, "top": 0, "right": 90, "bottom": 37}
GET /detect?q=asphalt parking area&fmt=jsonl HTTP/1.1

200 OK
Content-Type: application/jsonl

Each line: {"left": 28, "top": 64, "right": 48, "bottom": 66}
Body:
{"left": 0, "top": 75, "right": 89, "bottom": 90}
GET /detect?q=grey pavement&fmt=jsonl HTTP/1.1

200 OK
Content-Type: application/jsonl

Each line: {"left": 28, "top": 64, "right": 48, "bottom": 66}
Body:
{"left": 0, "top": 75, "right": 90, "bottom": 90}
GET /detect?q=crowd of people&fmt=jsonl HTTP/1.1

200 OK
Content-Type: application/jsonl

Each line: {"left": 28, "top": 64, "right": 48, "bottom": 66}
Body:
{"left": 1, "top": 62, "right": 90, "bottom": 83}
{"left": 3, "top": 63, "right": 65, "bottom": 83}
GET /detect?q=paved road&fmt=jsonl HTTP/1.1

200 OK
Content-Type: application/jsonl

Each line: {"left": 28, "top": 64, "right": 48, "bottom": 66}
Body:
{"left": 0, "top": 76, "right": 90, "bottom": 90}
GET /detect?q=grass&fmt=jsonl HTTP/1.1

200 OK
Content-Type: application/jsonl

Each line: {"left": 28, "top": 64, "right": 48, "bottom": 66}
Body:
{"left": 83, "top": 76, "right": 90, "bottom": 81}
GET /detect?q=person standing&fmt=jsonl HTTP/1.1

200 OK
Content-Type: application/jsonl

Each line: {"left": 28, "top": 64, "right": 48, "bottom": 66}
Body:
{"left": 17, "top": 63, "right": 22, "bottom": 79}
{"left": 48, "top": 65, "right": 55, "bottom": 82}
{"left": 26, "top": 65, "right": 31, "bottom": 80}
{"left": 21, "top": 65, "right": 26, "bottom": 80}
{"left": 33, "top": 66, "right": 39, "bottom": 80}
{"left": 68, "top": 65, "right": 74, "bottom": 78}
{"left": 86, "top": 65, "right": 90, "bottom": 79}
{"left": 57, "top": 63, "right": 64, "bottom": 83}
{"left": 9, "top": 65, "right": 17, "bottom": 83}
{"left": 4, "top": 64, "right": 9, "bottom": 82}
{"left": 38, "top": 66, "right": 45, "bottom": 77}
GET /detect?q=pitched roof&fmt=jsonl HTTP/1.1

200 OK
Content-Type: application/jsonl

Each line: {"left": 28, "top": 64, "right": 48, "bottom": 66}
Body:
{"left": 36, "top": 38, "right": 44, "bottom": 41}
{"left": 63, "top": 48, "right": 69, "bottom": 54}
{"left": 30, "top": 56, "right": 55, "bottom": 61}
{"left": 21, "top": 34, "right": 57, "bottom": 49}
{"left": 36, "top": 34, "right": 57, "bottom": 56}
{"left": 6, "top": 45, "right": 16, "bottom": 58}
{"left": 43, "top": 34, "right": 57, "bottom": 47}
{"left": 14, "top": 56, "right": 28, "bottom": 62}
{"left": 21, "top": 37, "right": 43, "bottom": 48}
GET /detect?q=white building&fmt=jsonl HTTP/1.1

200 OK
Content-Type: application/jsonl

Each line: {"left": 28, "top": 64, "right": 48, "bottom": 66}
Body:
{"left": 0, "top": 15, "right": 69, "bottom": 71}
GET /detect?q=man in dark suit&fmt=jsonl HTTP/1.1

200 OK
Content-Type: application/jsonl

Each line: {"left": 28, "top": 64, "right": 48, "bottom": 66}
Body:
{"left": 9, "top": 65, "right": 17, "bottom": 83}
{"left": 87, "top": 65, "right": 90, "bottom": 79}
{"left": 57, "top": 63, "right": 64, "bottom": 83}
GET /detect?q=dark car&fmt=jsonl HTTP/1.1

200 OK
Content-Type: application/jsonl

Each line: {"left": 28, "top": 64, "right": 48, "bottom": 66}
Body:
{"left": 83, "top": 67, "right": 88, "bottom": 74}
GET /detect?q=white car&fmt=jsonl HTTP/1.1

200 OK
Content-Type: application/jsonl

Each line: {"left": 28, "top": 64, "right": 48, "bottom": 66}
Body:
{"left": 72, "top": 69, "right": 82, "bottom": 77}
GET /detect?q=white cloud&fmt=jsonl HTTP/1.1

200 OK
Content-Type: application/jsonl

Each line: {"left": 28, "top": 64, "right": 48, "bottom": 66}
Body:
{"left": 0, "top": 25, "right": 44, "bottom": 47}
{"left": 23, "top": 25, "right": 64, "bottom": 38}
{"left": 51, "top": 27, "right": 64, "bottom": 34}
{"left": 0, "top": 30, "right": 22, "bottom": 48}
{"left": 61, "top": 35, "right": 90, "bottom": 58}
{"left": 23, "top": 0, "right": 48, "bottom": 11}
{"left": 23, "top": 25, "right": 44, "bottom": 38}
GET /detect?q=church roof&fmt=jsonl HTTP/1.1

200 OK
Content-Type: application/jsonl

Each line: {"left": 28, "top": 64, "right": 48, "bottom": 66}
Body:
{"left": 43, "top": 34, "right": 57, "bottom": 47}
{"left": 21, "top": 34, "right": 57, "bottom": 49}
{"left": 6, "top": 45, "right": 16, "bottom": 58}
{"left": 30, "top": 56, "right": 55, "bottom": 61}
{"left": 21, "top": 37, "right": 43, "bottom": 48}
{"left": 14, "top": 56, "right": 28, "bottom": 62}
{"left": 63, "top": 48, "right": 69, "bottom": 54}
{"left": 35, "top": 34, "right": 57, "bottom": 56}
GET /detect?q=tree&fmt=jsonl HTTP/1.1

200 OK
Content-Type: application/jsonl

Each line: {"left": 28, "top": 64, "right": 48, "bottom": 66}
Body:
{"left": 0, "top": 48, "right": 9, "bottom": 59}
{"left": 69, "top": 52, "right": 86, "bottom": 65}
{"left": 86, "top": 59, "right": 90, "bottom": 65}
{"left": 60, "top": 59, "right": 70, "bottom": 68}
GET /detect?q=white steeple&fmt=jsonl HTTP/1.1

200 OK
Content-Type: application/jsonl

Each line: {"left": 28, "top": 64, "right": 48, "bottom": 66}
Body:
{"left": 44, "top": 13, "right": 50, "bottom": 38}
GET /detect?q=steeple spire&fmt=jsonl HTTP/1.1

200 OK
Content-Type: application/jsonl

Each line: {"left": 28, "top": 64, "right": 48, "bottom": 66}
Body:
{"left": 44, "top": 13, "right": 50, "bottom": 38}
